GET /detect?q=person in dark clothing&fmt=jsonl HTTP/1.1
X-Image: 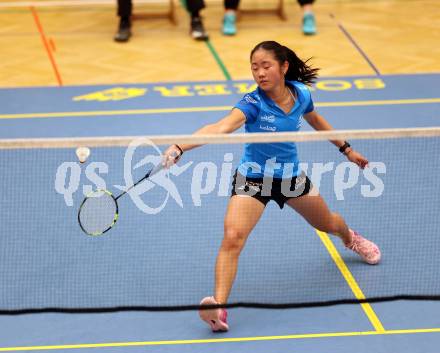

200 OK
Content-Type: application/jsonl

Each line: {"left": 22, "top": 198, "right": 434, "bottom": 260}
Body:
{"left": 114, "top": 0, "right": 132, "bottom": 42}
{"left": 185, "top": 0, "right": 317, "bottom": 41}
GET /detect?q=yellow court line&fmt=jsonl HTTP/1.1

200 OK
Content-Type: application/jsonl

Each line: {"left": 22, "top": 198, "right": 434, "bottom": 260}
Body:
{"left": 1, "top": 328, "right": 440, "bottom": 351}
{"left": 0, "top": 107, "right": 231, "bottom": 120}
{"left": 319, "top": 98, "right": 440, "bottom": 107}
{"left": 314, "top": 229, "right": 385, "bottom": 332}
{"left": 0, "top": 98, "right": 439, "bottom": 120}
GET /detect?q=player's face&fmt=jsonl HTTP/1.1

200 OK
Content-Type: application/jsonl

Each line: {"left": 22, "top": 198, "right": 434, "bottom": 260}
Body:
{"left": 250, "top": 49, "right": 287, "bottom": 91}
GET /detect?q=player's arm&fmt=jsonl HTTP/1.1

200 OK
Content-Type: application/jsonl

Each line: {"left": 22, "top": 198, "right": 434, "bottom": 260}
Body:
{"left": 163, "top": 108, "right": 246, "bottom": 166}
{"left": 304, "top": 110, "right": 369, "bottom": 169}
{"left": 178, "top": 108, "right": 246, "bottom": 151}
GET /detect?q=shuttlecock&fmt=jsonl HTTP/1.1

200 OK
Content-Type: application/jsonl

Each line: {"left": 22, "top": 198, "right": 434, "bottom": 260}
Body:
{"left": 76, "top": 147, "right": 90, "bottom": 163}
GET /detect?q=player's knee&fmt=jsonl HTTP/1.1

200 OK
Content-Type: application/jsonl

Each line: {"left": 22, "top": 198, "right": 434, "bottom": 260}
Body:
{"left": 222, "top": 227, "right": 246, "bottom": 253}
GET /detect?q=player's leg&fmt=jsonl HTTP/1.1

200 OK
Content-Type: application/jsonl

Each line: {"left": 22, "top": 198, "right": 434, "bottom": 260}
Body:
{"left": 287, "top": 190, "right": 351, "bottom": 242}
{"left": 199, "top": 195, "right": 265, "bottom": 331}
{"left": 286, "top": 190, "right": 381, "bottom": 264}
{"left": 216, "top": 194, "right": 265, "bottom": 303}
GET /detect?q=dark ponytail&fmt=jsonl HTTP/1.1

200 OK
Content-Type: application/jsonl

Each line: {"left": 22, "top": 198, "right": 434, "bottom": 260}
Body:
{"left": 250, "top": 41, "right": 319, "bottom": 85}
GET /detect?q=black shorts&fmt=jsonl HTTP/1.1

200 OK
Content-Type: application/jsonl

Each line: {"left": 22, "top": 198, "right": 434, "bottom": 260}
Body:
{"left": 231, "top": 170, "right": 313, "bottom": 209}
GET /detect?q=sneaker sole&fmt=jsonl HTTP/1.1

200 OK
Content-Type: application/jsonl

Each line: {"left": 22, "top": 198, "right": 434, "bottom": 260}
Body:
{"left": 199, "top": 297, "right": 229, "bottom": 332}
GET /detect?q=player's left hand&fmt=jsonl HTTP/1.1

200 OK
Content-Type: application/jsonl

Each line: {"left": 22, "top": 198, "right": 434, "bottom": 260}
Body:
{"left": 346, "top": 150, "right": 369, "bottom": 169}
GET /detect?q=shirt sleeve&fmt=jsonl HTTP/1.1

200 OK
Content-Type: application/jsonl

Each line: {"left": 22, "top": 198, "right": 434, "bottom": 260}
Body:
{"left": 234, "top": 94, "right": 260, "bottom": 123}
{"left": 304, "top": 96, "right": 314, "bottom": 114}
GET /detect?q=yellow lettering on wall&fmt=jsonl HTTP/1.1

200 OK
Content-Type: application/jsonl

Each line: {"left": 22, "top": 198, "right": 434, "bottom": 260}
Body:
{"left": 153, "top": 86, "right": 194, "bottom": 97}
{"left": 315, "top": 80, "right": 352, "bottom": 91}
{"left": 73, "top": 87, "right": 147, "bottom": 102}
{"left": 194, "top": 84, "right": 232, "bottom": 96}
{"left": 233, "top": 83, "right": 258, "bottom": 94}
{"left": 354, "top": 79, "right": 385, "bottom": 89}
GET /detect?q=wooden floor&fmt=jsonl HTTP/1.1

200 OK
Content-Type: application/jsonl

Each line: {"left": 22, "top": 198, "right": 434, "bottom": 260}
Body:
{"left": 0, "top": 0, "right": 439, "bottom": 87}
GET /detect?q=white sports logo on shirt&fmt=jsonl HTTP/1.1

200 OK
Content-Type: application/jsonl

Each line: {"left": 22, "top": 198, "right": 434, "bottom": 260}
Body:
{"left": 260, "top": 114, "right": 276, "bottom": 123}
{"left": 244, "top": 95, "right": 258, "bottom": 104}
{"left": 259, "top": 125, "right": 276, "bottom": 132}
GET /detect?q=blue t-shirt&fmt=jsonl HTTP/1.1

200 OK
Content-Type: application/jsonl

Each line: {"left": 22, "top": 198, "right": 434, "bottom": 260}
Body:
{"left": 234, "top": 80, "right": 314, "bottom": 179}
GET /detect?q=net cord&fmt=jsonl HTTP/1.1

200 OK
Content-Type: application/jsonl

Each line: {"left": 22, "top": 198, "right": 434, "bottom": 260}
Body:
{"left": 0, "top": 127, "right": 439, "bottom": 149}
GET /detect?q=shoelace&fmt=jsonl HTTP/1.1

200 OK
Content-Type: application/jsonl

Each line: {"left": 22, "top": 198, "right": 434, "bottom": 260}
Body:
{"left": 349, "top": 234, "right": 379, "bottom": 260}
{"left": 347, "top": 233, "right": 359, "bottom": 249}
{"left": 348, "top": 240, "right": 360, "bottom": 252}
{"left": 348, "top": 234, "right": 369, "bottom": 253}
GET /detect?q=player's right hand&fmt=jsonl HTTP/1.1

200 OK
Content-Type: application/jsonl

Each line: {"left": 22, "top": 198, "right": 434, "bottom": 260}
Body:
{"left": 162, "top": 144, "right": 183, "bottom": 168}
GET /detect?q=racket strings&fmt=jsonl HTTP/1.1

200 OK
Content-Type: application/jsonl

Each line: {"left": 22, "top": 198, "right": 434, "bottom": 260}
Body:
{"left": 78, "top": 191, "right": 118, "bottom": 235}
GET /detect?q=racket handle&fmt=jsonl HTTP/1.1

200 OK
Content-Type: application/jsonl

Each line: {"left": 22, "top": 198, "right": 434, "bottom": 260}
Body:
{"left": 146, "top": 150, "right": 179, "bottom": 178}
{"left": 117, "top": 157, "right": 172, "bottom": 200}
{"left": 146, "top": 161, "right": 165, "bottom": 178}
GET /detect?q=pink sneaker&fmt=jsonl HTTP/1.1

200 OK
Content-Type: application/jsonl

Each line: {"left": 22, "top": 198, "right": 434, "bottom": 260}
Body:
{"left": 199, "top": 296, "right": 229, "bottom": 332}
{"left": 346, "top": 230, "right": 381, "bottom": 265}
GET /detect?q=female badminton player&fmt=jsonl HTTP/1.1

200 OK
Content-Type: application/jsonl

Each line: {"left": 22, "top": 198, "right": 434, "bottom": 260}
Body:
{"left": 163, "top": 41, "right": 381, "bottom": 332}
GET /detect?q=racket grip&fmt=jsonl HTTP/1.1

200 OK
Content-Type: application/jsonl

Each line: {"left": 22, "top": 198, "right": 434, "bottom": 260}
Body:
{"left": 146, "top": 163, "right": 164, "bottom": 178}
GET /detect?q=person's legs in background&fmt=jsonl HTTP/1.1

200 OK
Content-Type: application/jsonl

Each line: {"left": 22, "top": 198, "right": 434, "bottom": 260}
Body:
{"left": 222, "top": 0, "right": 239, "bottom": 36}
{"left": 298, "top": 0, "right": 316, "bottom": 35}
{"left": 114, "top": 0, "right": 132, "bottom": 42}
{"left": 185, "top": 0, "right": 209, "bottom": 40}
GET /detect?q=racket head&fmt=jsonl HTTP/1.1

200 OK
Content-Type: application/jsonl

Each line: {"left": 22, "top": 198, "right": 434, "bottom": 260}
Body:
{"left": 78, "top": 189, "right": 119, "bottom": 236}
